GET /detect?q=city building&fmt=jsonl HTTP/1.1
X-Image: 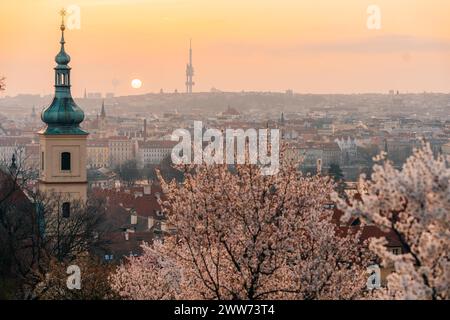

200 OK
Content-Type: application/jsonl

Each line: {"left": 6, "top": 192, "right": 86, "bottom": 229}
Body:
{"left": 298, "top": 142, "right": 342, "bottom": 168}
{"left": 137, "top": 140, "right": 177, "bottom": 168}
{"left": 442, "top": 142, "right": 450, "bottom": 156}
{"left": 87, "top": 139, "right": 109, "bottom": 168}
{"left": 335, "top": 137, "right": 358, "bottom": 165}
{"left": 87, "top": 167, "right": 116, "bottom": 189}
{"left": 0, "top": 137, "right": 29, "bottom": 165}
{"left": 109, "top": 136, "right": 135, "bottom": 168}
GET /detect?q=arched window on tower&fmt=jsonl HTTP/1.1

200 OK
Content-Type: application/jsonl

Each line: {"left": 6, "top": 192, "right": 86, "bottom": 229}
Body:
{"left": 57, "top": 73, "right": 67, "bottom": 85}
{"left": 61, "top": 152, "right": 71, "bottom": 171}
{"left": 62, "top": 202, "right": 71, "bottom": 218}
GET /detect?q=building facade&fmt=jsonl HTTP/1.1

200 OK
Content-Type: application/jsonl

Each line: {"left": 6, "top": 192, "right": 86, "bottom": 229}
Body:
{"left": 137, "top": 140, "right": 176, "bottom": 168}
{"left": 109, "top": 136, "right": 135, "bottom": 168}
{"left": 443, "top": 142, "right": 450, "bottom": 156}
{"left": 87, "top": 139, "right": 109, "bottom": 168}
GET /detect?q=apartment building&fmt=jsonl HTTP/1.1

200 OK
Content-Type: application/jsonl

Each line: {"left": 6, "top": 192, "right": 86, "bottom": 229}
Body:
{"left": 109, "top": 136, "right": 135, "bottom": 168}
{"left": 137, "top": 140, "right": 177, "bottom": 168}
{"left": 87, "top": 139, "right": 110, "bottom": 168}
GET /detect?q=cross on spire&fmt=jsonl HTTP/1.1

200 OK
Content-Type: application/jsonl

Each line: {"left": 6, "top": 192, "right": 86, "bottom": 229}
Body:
{"left": 60, "top": 9, "right": 67, "bottom": 29}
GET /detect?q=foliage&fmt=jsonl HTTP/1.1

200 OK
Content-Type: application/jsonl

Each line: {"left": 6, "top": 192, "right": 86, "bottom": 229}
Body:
{"left": 115, "top": 160, "right": 141, "bottom": 186}
{"left": 111, "top": 160, "right": 372, "bottom": 300}
{"left": 328, "top": 163, "right": 344, "bottom": 181}
{"left": 335, "top": 144, "right": 450, "bottom": 300}
{"left": 34, "top": 255, "right": 118, "bottom": 300}
{"left": 0, "top": 161, "right": 109, "bottom": 299}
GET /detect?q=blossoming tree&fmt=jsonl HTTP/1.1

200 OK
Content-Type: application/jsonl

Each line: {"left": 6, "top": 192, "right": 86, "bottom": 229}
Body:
{"left": 336, "top": 144, "right": 449, "bottom": 300}
{"left": 111, "top": 160, "right": 372, "bottom": 300}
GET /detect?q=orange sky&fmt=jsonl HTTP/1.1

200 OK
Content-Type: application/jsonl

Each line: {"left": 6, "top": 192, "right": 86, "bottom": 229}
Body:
{"left": 1, "top": 0, "right": 450, "bottom": 96}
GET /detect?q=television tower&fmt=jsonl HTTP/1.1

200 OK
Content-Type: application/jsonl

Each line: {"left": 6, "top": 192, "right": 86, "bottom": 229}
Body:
{"left": 185, "top": 39, "right": 195, "bottom": 93}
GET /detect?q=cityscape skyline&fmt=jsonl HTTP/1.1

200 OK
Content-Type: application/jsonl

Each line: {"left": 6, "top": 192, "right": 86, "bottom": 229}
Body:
{"left": 0, "top": 4, "right": 448, "bottom": 303}
{"left": 1, "top": 0, "right": 450, "bottom": 97}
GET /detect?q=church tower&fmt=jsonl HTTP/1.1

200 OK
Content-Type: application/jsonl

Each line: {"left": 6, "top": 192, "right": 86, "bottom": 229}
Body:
{"left": 100, "top": 100, "right": 106, "bottom": 119}
{"left": 38, "top": 10, "right": 88, "bottom": 207}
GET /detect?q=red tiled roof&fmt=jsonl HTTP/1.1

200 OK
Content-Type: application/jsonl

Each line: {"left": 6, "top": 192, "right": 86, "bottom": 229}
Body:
{"left": 103, "top": 231, "right": 155, "bottom": 258}
{"left": 332, "top": 194, "right": 404, "bottom": 249}
{"left": 0, "top": 169, "right": 34, "bottom": 212}
{"left": 87, "top": 139, "right": 109, "bottom": 147}
{"left": 91, "top": 186, "right": 163, "bottom": 218}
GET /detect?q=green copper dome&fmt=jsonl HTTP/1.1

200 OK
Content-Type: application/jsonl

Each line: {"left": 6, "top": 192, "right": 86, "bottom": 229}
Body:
{"left": 41, "top": 12, "right": 87, "bottom": 136}
{"left": 55, "top": 49, "right": 71, "bottom": 65}
{"left": 41, "top": 97, "right": 86, "bottom": 135}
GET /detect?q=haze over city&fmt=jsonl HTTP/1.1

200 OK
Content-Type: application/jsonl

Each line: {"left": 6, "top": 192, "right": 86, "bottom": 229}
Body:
{"left": 1, "top": 0, "right": 450, "bottom": 96}
{"left": 0, "top": 0, "right": 449, "bottom": 306}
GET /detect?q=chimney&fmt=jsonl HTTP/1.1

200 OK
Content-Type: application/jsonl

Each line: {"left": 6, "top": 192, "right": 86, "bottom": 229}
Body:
{"left": 124, "top": 231, "right": 129, "bottom": 241}
{"left": 316, "top": 158, "right": 322, "bottom": 175}
{"left": 143, "top": 185, "right": 151, "bottom": 195}
{"left": 148, "top": 217, "right": 154, "bottom": 230}
{"left": 131, "top": 213, "right": 137, "bottom": 225}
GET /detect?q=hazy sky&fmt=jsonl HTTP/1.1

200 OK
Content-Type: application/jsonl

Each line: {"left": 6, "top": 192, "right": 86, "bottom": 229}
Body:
{"left": 1, "top": 0, "right": 450, "bottom": 96}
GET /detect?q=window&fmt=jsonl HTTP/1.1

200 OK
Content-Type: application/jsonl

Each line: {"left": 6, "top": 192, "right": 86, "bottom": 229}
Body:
{"left": 104, "top": 254, "right": 114, "bottom": 261}
{"left": 62, "top": 202, "right": 71, "bottom": 218}
{"left": 61, "top": 152, "right": 71, "bottom": 171}
{"left": 41, "top": 152, "right": 44, "bottom": 171}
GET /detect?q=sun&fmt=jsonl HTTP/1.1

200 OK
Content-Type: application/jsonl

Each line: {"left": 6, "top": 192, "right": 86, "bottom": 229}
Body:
{"left": 131, "top": 79, "right": 142, "bottom": 89}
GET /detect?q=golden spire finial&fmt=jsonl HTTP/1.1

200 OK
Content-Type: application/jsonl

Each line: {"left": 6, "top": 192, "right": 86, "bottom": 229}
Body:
{"left": 60, "top": 8, "right": 67, "bottom": 31}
